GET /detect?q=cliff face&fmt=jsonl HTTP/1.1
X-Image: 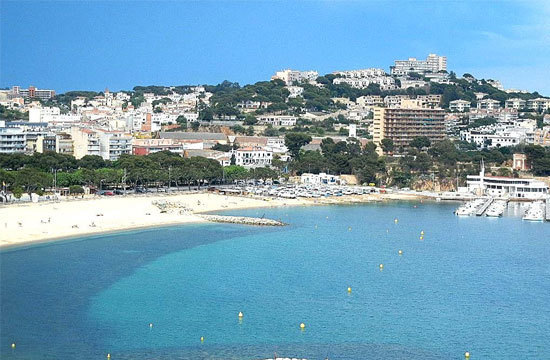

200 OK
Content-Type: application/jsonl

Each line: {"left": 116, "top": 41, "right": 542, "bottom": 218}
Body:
{"left": 412, "top": 178, "right": 457, "bottom": 192}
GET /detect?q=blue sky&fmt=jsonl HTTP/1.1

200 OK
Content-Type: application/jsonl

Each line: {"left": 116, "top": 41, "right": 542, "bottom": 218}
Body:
{"left": 1, "top": 0, "right": 549, "bottom": 95}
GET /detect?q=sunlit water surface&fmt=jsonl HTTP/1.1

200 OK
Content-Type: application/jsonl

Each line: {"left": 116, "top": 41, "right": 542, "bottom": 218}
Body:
{"left": 1, "top": 201, "right": 549, "bottom": 359}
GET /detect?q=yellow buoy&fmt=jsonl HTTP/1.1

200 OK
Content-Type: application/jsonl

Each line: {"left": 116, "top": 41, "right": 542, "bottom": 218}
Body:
{"left": 11, "top": 343, "right": 15, "bottom": 349}
{"left": 379, "top": 264, "right": 384, "bottom": 270}
{"left": 420, "top": 230, "right": 424, "bottom": 235}
{"left": 348, "top": 227, "right": 352, "bottom": 231}
{"left": 465, "top": 351, "right": 470, "bottom": 358}
{"left": 238, "top": 311, "right": 243, "bottom": 318}
{"left": 398, "top": 250, "right": 403, "bottom": 255}
{"left": 420, "top": 236, "right": 424, "bottom": 240}
{"left": 347, "top": 287, "right": 352, "bottom": 293}
{"left": 300, "top": 322, "right": 306, "bottom": 330}
{"left": 107, "top": 354, "right": 111, "bottom": 359}
{"left": 394, "top": 218, "right": 398, "bottom": 223}
{"left": 200, "top": 336, "right": 204, "bottom": 342}
{"left": 149, "top": 323, "right": 153, "bottom": 328}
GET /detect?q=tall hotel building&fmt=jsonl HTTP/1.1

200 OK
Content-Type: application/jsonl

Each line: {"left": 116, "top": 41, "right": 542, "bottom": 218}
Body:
{"left": 373, "top": 100, "right": 446, "bottom": 153}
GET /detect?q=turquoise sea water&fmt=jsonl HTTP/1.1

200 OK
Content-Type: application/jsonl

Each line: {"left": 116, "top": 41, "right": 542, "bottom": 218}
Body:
{"left": 1, "top": 201, "right": 549, "bottom": 359}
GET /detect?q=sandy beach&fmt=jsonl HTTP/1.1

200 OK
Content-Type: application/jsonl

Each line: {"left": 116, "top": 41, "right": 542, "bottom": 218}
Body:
{"left": 0, "top": 191, "right": 423, "bottom": 249}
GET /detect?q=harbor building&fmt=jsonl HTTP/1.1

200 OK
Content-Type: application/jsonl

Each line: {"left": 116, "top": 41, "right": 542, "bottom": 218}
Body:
{"left": 373, "top": 101, "right": 446, "bottom": 153}
{"left": 467, "top": 164, "right": 548, "bottom": 199}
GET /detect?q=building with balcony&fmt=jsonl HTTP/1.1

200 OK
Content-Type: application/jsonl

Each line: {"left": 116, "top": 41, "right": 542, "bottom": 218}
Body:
{"left": 449, "top": 99, "right": 472, "bottom": 112}
{"left": 271, "top": 69, "right": 318, "bottom": 85}
{"left": 9, "top": 86, "right": 55, "bottom": 100}
{"left": 0, "top": 121, "right": 26, "bottom": 154}
{"left": 390, "top": 54, "right": 447, "bottom": 76}
{"left": 232, "top": 146, "right": 273, "bottom": 168}
{"left": 373, "top": 102, "right": 446, "bottom": 153}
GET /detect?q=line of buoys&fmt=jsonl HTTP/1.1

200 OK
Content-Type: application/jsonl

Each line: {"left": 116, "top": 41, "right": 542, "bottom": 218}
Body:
{"left": 300, "top": 322, "right": 306, "bottom": 330}
{"left": 11, "top": 343, "right": 15, "bottom": 349}
{"left": 465, "top": 351, "right": 470, "bottom": 358}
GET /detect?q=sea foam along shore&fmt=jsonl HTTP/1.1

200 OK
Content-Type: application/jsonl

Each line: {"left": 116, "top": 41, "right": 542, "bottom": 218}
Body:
{"left": 0, "top": 191, "right": 422, "bottom": 249}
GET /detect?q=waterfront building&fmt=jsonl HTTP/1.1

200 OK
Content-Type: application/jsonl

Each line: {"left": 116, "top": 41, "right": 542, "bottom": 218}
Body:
{"left": 300, "top": 172, "right": 343, "bottom": 185}
{"left": 390, "top": 53, "right": 447, "bottom": 75}
{"left": 0, "top": 121, "right": 26, "bottom": 154}
{"left": 449, "top": 99, "right": 471, "bottom": 112}
{"left": 373, "top": 101, "right": 446, "bottom": 153}
{"left": 271, "top": 69, "right": 318, "bottom": 85}
{"left": 467, "top": 163, "right": 548, "bottom": 199}
{"left": 232, "top": 146, "right": 273, "bottom": 168}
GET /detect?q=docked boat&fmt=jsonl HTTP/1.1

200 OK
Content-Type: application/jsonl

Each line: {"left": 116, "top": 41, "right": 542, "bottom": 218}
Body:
{"left": 485, "top": 200, "right": 507, "bottom": 217}
{"left": 522, "top": 201, "right": 545, "bottom": 221}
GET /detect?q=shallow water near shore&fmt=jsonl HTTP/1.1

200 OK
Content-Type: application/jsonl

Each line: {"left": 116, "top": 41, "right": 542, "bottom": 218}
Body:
{"left": 1, "top": 201, "right": 549, "bottom": 359}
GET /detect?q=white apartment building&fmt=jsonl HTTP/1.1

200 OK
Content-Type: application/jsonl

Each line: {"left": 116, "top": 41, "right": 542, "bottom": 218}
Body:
{"left": 334, "top": 77, "right": 397, "bottom": 90}
{"left": 356, "top": 95, "right": 383, "bottom": 108}
{"left": 98, "top": 131, "right": 133, "bottom": 161}
{"left": 257, "top": 115, "right": 297, "bottom": 127}
{"left": 505, "top": 98, "right": 526, "bottom": 110}
{"left": 449, "top": 99, "right": 471, "bottom": 112}
{"left": 29, "top": 107, "right": 60, "bottom": 122}
{"left": 477, "top": 99, "right": 501, "bottom": 111}
{"left": 0, "top": 121, "right": 26, "bottom": 154}
{"left": 399, "top": 79, "right": 427, "bottom": 89}
{"left": 271, "top": 69, "right": 319, "bottom": 85}
{"left": 333, "top": 68, "right": 386, "bottom": 78}
{"left": 300, "top": 172, "right": 343, "bottom": 185}
{"left": 390, "top": 54, "right": 447, "bottom": 75}
{"left": 527, "top": 98, "right": 550, "bottom": 112}
{"left": 460, "top": 129, "right": 520, "bottom": 149}
{"left": 233, "top": 146, "right": 273, "bottom": 168}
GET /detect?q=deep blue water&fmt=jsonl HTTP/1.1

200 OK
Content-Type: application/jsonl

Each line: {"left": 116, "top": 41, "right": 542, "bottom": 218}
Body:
{"left": 1, "top": 202, "right": 549, "bottom": 359}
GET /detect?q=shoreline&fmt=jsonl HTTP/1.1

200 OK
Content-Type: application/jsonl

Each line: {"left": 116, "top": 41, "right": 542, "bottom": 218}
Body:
{"left": 0, "top": 191, "right": 425, "bottom": 250}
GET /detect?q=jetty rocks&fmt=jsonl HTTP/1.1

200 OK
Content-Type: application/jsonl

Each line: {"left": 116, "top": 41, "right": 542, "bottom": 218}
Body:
{"left": 198, "top": 214, "right": 286, "bottom": 226}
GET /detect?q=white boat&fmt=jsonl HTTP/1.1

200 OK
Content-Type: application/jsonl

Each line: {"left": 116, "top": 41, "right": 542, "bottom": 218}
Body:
{"left": 485, "top": 200, "right": 507, "bottom": 217}
{"left": 523, "top": 201, "right": 545, "bottom": 221}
